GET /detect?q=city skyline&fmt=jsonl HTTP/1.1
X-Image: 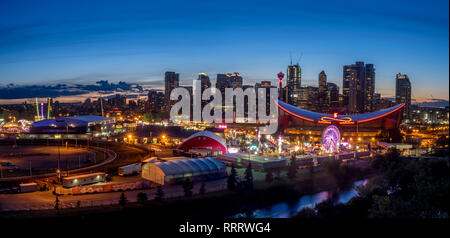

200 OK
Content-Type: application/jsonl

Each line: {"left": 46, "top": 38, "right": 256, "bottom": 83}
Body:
{"left": 0, "top": 0, "right": 448, "bottom": 102}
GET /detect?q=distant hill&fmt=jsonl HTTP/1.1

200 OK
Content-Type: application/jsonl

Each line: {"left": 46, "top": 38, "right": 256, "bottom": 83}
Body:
{"left": 414, "top": 99, "right": 449, "bottom": 108}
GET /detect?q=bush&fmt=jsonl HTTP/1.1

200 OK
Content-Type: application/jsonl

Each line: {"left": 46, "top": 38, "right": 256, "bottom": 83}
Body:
{"left": 155, "top": 185, "right": 164, "bottom": 201}
{"left": 183, "top": 178, "right": 194, "bottom": 197}
{"left": 119, "top": 192, "right": 128, "bottom": 207}
{"left": 137, "top": 192, "right": 148, "bottom": 204}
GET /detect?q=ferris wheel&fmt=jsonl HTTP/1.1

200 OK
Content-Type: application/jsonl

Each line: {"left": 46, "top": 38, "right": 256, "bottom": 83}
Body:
{"left": 322, "top": 125, "right": 341, "bottom": 153}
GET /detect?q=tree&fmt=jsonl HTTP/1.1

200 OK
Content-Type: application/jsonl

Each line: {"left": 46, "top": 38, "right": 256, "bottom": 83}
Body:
{"left": 385, "top": 148, "right": 400, "bottom": 161}
{"left": 183, "top": 178, "right": 194, "bottom": 197}
{"left": 54, "top": 196, "right": 60, "bottom": 210}
{"left": 227, "top": 165, "right": 238, "bottom": 191}
{"left": 155, "top": 185, "right": 164, "bottom": 201}
{"left": 287, "top": 154, "right": 297, "bottom": 181}
{"left": 322, "top": 158, "right": 341, "bottom": 178}
{"left": 119, "top": 192, "right": 128, "bottom": 207}
{"left": 199, "top": 183, "right": 206, "bottom": 194}
{"left": 265, "top": 170, "right": 273, "bottom": 184}
{"left": 244, "top": 162, "right": 254, "bottom": 190}
{"left": 137, "top": 192, "right": 148, "bottom": 204}
{"left": 295, "top": 207, "right": 317, "bottom": 218}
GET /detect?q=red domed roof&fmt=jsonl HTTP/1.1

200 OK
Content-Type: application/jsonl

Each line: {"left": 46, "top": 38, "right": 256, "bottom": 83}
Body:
{"left": 178, "top": 131, "right": 227, "bottom": 154}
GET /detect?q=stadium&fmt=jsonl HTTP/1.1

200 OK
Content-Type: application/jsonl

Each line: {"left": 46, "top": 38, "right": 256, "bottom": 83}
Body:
{"left": 277, "top": 100, "right": 405, "bottom": 148}
{"left": 29, "top": 115, "right": 115, "bottom": 138}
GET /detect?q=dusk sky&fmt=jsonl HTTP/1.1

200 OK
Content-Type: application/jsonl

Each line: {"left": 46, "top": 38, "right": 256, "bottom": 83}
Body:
{"left": 0, "top": 0, "right": 448, "bottom": 101}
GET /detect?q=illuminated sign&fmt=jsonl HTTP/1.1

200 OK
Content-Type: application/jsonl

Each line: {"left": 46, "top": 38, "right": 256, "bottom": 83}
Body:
{"left": 319, "top": 116, "right": 354, "bottom": 125}
{"left": 218, "top": 124, "right": 228, "bottom": 129}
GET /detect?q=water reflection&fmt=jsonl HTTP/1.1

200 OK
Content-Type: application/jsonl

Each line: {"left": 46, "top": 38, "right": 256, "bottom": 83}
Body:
{"left": 231, "top": 179, "right": 367, "bottom": 218}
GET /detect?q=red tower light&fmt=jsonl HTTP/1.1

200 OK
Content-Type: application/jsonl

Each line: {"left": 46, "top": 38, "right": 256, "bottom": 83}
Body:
{"left": 277, "top": 71, "right": 285, "bottom": 81}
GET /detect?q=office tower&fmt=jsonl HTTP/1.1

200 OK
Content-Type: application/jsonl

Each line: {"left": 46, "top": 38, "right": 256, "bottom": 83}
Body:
{"left": 198, "top": 72, "right": 211, "bottom": 93}
{"left": 227, "top": 72, "right": 243, "bottom": 89}
{"left": 395, "top": 73, "right": 411, "bottom": 119}
{"left": 164, "top": 71, "right": 180, "bottom": 109}
{"left": 256, "top": 81, "right": 277, "bottom": 115}
{"left": 298, "top": 86, "right": 318, "bottom": 111}
{"left": 286, "top": 64, "right": 301, "bottom": 105}
{"left": 364, "top": 64, "right": 375, "bottom": 112}
{"left": 318, "top": 71, "right": 329, "bottom": 112}
{"left": 342, "top": 61, "right": 375, "bottom": 113}
{"left": 147, "top": 90, "right": 165, "bottom": 113}
{"left": 373, "top": 93, "right": 381, "bottom": 111}
{"left": 260, "top": 81, "right": 271, "bottom": 87}
{"left": 216, "top": 74, "right": 229, "bottom": 95}
{"left": 327, "top": 82, "right": 339, "bottom": 110}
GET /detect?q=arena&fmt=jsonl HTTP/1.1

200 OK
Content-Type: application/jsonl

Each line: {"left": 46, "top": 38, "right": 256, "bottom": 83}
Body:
{"left": 277, "top": 100, "right": 405, "bottom": 150}
{"left": 28, "top": 115, "right": 115, "bottom": 138}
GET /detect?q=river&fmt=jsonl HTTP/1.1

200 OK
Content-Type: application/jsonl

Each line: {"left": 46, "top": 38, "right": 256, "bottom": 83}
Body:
{"left": 230, "top": 179, "right": 368, "bottom": 218}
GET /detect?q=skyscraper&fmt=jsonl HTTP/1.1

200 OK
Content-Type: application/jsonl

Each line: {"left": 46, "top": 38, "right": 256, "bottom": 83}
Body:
{"left": 216, "top": 74, "right": 229, "bottom": 95}
{"left": 298, "top": 86, "right": 318, "bottom": 112}
{"left": 318, "top": 71, "right": 329, "bottom": 112}
{"left": 286, "top": 64, "right": 301, "bottom": 105}
{"left": 164, "top": 71, "right": 180, "bottom": 109}
{"left": 147, "top": 89, "right": 164, "bottom": 113}
{"left": 342, "top": 61, "right": 375, "bottom": 113}
{"left": 364, "top": 64, "right": 375, "bottom": 112}
{"left": 198, "top": 72, "right": 211, "bottom": 93}
{"left": 327, "top": 82, "right": 339, "bottom": 110}
{"left": 227, "top": 72, "right": 243, "bottom": 89}
{"left": 395, "top": 73, "right": 411, "bottom": 119}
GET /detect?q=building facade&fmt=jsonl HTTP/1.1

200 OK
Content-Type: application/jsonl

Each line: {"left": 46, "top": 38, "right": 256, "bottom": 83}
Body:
{"left": 343, "top": 62, "right": 375, "bottom": 113}
{"left": 286, "top": 64, "right": 301, "bottom": 106}
{"left": 318, "top": 70, "right": 329, "bottom": 113}
{"left": 164, "top": 71, "right": 180, "bottom": 109}
{"left": 395, "top": 73, "right": 412, "bottom": 119}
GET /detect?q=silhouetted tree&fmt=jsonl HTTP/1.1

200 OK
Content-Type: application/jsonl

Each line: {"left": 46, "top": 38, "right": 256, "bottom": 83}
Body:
{"left": 199, "top": 183, "right": 206, "bottom": 194}
{"left": 227, "top": 165, "right": 238, "bottom": 191}
{"left": 295, "top": 207, "right": 317, "bottom": 218}
{"left": 119, "top": 192, "right": 128, "bottom": 207}
{"left": 155, "top": 185, "right": 164, "bottom": 201}
{"left": 244, "top": 163, "right": 254, "bottom": 190}
{"left": 183, "top": 178, "right": 194, "bottom": 197}
{"left": 287, "top": 154, "right": 297, "bottom": 180}
{"left": 322, "top": 158, "right": 341, "bottom": 178}
{"left": 137, "top": 192, "right": 148, "bottom": 204}
{"left": 54, "top": 196, "right": 60, "bottom": 210}
{"left": 265, "top": 170, "right": 273, "bottom": 184}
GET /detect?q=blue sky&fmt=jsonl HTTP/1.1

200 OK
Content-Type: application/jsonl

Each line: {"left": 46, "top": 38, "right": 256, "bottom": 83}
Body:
{"left": 0, "top": 0, "right": 448, "bottom": 101}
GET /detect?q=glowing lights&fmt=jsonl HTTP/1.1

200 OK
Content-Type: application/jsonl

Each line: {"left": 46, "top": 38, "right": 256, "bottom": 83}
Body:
{"left": 322, "top": 125, "right": 340, "bottom": 153}
{"left": 357, "top": 103, "right": 405, "bottom": 123}
{"left": 319, "top": 116, "right": 353, "bottom": 124}
{"left": 278, "top": 101, "right": 405, "bottom": 124}
{"left": 218, "top": 124, "right": 228, "bottom": 129}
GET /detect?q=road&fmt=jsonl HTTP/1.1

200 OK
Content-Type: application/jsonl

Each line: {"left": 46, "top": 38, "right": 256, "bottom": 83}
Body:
{"left": 0, "top": 178, "right": 227, "bottom": 211}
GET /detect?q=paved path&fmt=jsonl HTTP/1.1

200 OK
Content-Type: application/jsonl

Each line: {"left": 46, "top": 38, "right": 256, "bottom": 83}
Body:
{"left": 0, "top": 179, "right": 227, "bottom": 211}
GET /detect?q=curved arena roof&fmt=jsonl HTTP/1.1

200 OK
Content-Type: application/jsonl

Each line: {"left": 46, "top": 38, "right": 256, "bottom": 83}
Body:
{"left": 32, "top": 115, "right": 111, "bottom": 128}
{"left": 277, "top": 100, "right": 405, "bottom": 124}
{"left": 152, "top": 157, "right": 226, "bottom": 176}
